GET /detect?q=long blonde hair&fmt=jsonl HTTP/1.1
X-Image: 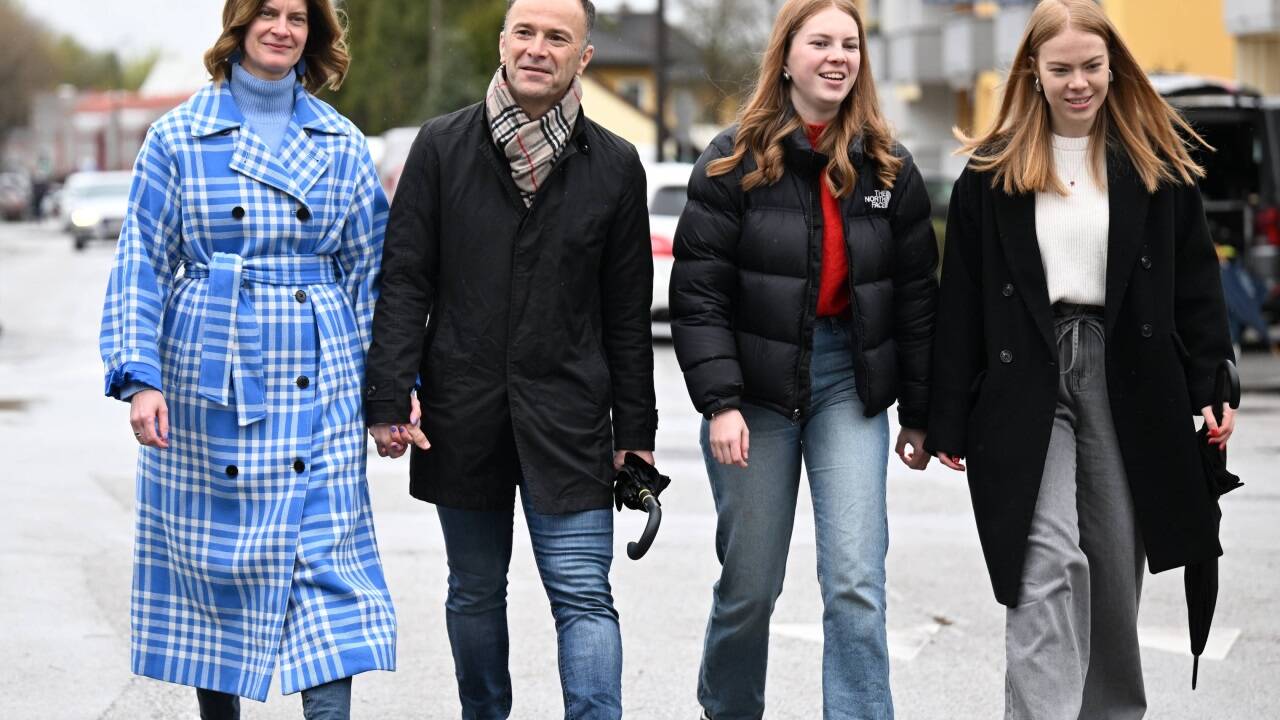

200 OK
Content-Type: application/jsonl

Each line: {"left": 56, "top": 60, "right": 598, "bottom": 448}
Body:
{"left": 957, "top": 0, "right": 1206, "bottom": 195}
{"left": 203, "top": 0, "right": 350, "bottom": 93}
{"left": 707, "top": 0, "right": 901, "bottom": 196}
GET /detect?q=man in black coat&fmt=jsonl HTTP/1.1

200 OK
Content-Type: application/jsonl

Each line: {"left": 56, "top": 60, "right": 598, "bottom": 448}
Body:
{"left": 363, "top": 0, "right": 656, "bottom": 716}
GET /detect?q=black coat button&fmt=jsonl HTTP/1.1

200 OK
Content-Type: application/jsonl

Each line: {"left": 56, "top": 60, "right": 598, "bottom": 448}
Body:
{"left": 231, "top": 206, "right": 245, "bottom": 220}
{"left": 294, "top": 290, "right": 307, "bottom": 303}
{"left": 1141, "top": 323, "right": 1153, "bottom": 338}
{"left": 1002, "top": 283, "right": 1014, "bottom": 297}
{"left": 293, "top": 459, "right": 305, "bottom": 473}
{"left": 296, "top": 376, "right": 309, "bottom": 389}
{"left": 226, "top": 465, "right": 238, "bottom": 478}
{"left": 999, "top": 349, "right": 1013, "bottom": 364}
{"left": 366, "top": 385, "right": 376, "bottom": 397}
{"left": 296, "top": 206, "right": 311, "bottom": 221}
{"left": 1140, "top": 256, "right": 1152, "bottom": 269}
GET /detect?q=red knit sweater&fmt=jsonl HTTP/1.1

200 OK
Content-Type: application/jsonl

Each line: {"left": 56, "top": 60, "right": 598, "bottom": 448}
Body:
{"left": 806, "top": 124, "right": 851, "bottom": 319}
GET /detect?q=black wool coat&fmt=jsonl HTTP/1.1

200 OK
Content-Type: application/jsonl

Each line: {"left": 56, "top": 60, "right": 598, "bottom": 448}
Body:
{"left": 670, "top": 126, "right": 938, "bottom": 428}
{"left": 925, "top": 148, "right": 1234, "bottom": 607}
{"left": 364, "top": 103, "right": 658, "bottom": 514}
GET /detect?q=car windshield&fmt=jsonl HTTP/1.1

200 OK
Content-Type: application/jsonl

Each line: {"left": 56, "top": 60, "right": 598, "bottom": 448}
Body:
{"left": 650, "top": 185, "right": 687, "bottom": 217}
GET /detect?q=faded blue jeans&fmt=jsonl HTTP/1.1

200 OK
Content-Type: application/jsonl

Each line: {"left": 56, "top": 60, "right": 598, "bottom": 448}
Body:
{"left": 698, "top": 317, "right": 893, "bottom": 720}
{"left": 436, "top": 487, "right": 622, "bottom": 720}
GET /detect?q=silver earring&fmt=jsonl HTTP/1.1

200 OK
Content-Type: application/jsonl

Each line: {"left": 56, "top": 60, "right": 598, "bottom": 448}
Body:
{"left": 1034, "top": 76, "right": 1042, "bottom": 93}
{"left": 1109, "top": 69, "right": 1115, "bottom": 82}
{"left": 783, "top": 69, "right": 791, "bottom": 81}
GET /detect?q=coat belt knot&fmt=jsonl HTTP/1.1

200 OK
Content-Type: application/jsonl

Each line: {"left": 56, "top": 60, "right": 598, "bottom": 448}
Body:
{"left": 187, "top": 251, "right": 338, "bottom": 426}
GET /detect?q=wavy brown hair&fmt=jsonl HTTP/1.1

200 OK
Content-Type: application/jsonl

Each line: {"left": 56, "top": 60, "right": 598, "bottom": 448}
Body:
{"left": 957, "top": 0, "right": 1206, "bottom": 195}
{"left": 707, "top": 0, "right": 901, "bottom": 196}
{"left": 203, "top": 0, "right": 350, "bottom": 92}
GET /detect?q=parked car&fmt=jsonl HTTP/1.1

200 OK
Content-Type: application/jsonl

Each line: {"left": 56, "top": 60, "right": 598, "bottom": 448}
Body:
{"left": 1153, "top": 73, "right": 1280, "bottom": 323}
{"left": 644, "top": 161, "right": 695, "bottom": 338}
{"left": 61, "top": 171, "right": 134, "bottom": 250}
{"left": 0, "top": 172, "right": 32, "bottom": 221}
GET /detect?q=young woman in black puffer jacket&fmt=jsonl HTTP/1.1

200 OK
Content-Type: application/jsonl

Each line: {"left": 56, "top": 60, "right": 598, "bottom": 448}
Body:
{"left": 669, "top": 0, "right": 937, "bottom": 717}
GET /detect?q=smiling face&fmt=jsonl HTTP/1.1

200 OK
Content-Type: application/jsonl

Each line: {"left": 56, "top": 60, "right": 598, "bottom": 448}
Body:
{"left": 499, "top": 0, "right": 594, "bottom": 119}
{"left": 1034, "top": 25, "right": 1110, "bottom": 137}
{"left": 241, "top": 0, "right": 308, "bottom": 81}
{"left": 784, "top": 5, "right": 862, "bottom": 125}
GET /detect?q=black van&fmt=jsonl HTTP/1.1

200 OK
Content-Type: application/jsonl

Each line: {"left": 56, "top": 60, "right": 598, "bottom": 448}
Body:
{"left": 1152, "top": 74, "right": 1280, "bottom": 322}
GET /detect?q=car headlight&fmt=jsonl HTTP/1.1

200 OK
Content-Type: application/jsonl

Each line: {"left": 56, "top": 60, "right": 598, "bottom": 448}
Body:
{"left": 71, "top": 209, "right": 102, "bottom": 228}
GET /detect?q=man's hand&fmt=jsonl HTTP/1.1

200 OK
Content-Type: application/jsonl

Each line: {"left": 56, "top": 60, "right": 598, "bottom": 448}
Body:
{"left": 613, "top": 449, "right": 655, "bottom": 471}
{"left": 369, "top": 392, "right": 430, "bottom": 458}
{"left": 130, "top": 389, "right": 169, "bottom": 449}
{"left": 708, "top": 409, "right": 749, "bottom": 468}
{"left": 895, "top": 428, "right": 931, "bottom": 470}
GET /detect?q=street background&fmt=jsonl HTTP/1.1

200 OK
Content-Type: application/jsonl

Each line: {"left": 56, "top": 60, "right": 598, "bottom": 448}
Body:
{"left": 2, "top": 221, "right": 1278, "bottom": 718}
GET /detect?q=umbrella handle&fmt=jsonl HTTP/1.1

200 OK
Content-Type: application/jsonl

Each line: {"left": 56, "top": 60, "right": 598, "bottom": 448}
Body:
{"left": 1212, "top": 359, "right": 1240, "bottom": 424}
{"left": 626, "top": 493, "right": 662, "bottom": 560}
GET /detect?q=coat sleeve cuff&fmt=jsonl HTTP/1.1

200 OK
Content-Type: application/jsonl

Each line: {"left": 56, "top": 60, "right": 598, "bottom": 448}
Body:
{"left": 613, "top": 410, "right": 658, "bottom": 451}
{"left": 896, "top": 405, "right": 928, "bottom": 432}
{"left": 104, "top": 361, "right": 163, "bottom": 401}
{"left": 364, "top": 383, "right": 414, "bottom": 425}
{"left": 923, "top": 386, "right": 970, "bottom": 456}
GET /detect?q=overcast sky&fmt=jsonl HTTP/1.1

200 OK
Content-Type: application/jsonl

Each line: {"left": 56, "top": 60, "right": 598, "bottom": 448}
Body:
{"left": 17, "top": 0, "right": 653, "bottom": 65}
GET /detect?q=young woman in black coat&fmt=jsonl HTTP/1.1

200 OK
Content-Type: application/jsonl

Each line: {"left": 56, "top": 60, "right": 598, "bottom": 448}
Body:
{"left": 670, "top": 1, "right": 938, "bottom": 716}
{"left": 926, "top": 1, "right": 1237, "bottom": 717}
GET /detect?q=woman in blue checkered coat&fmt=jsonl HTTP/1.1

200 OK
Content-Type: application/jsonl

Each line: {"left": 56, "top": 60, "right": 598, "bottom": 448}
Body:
{"left": 97, "top": 0, "right": 395, "bottom": 714}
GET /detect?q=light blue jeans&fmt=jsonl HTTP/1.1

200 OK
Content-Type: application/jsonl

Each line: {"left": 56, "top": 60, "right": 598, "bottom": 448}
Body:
{"left": 436, "top": 487, "right": 622, "bottom": 720}
{"left": 698, "top": 318, "right": 893, "bottom": 720}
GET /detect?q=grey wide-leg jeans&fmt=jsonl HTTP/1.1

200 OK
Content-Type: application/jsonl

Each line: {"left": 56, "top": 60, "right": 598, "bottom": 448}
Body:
{"left": 1005, "top": 308, "right": 1147, "bottom": 720}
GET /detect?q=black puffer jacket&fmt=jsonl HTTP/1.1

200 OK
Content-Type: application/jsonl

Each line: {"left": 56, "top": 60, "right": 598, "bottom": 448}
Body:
{"left": 670, "top": 126, "right": 937, "bottom": 428}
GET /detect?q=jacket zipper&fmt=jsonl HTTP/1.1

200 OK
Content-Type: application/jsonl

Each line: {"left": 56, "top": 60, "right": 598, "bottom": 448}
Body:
{"left": 793, "top": 179, "right": 817, "bottom": 423}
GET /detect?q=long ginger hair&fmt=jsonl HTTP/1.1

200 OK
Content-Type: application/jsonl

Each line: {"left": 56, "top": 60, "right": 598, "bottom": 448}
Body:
{"left": 707, "top": 0, "right": 901, "bottom": 196}
{"left": 957, "top": 0, "right": 1206, "bottom": 195}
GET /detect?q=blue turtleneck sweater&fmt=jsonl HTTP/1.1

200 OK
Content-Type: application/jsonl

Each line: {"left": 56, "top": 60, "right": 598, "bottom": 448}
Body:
{"left": 230, "top": 63, "right": 296, "bottom": 153}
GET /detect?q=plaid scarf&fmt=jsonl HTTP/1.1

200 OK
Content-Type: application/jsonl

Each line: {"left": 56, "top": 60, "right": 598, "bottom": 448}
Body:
{"left": 485, "top": 67, "right": 582, "bottom": 207}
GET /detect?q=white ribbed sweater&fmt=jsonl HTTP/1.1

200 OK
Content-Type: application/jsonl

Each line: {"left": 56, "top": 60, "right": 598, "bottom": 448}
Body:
{"left": 1035, "top": 134, "right": 1109, "bottom": 306}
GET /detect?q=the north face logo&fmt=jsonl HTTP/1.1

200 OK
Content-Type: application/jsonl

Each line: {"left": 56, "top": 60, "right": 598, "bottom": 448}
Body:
{"left": 865, "top": 190, "right": 891, "bottom": 209}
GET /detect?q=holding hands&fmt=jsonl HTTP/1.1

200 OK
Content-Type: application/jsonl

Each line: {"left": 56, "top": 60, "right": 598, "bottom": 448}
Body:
{"left": 369, "top": 391, "right": 431, "bottom": 458}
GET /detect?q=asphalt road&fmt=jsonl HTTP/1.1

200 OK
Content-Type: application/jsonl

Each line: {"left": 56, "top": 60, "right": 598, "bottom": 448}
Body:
{"left": 2, "top": 221, "right": 1278, "bottom": 718}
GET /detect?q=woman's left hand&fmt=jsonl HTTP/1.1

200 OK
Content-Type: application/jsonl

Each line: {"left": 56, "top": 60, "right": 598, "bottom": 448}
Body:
{"left": 1201, "top": 404, "right": 1236, "bottom": 449}
{"left": 896, "top": 428, "right": 931, "bottom": 470}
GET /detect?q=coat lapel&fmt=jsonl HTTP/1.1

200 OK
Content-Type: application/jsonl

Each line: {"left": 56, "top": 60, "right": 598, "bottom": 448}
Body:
{"left": 994, "top": 189, "right": 1056, "bottom": 354}
{"left": 196, "top": 81, "right": 341, "bottom": 207}
{"left": 1103, "top": 148, "right": 1149, "bottom": 337}
{"left": 287, "top": 86, "right": 344, "bottom": 200}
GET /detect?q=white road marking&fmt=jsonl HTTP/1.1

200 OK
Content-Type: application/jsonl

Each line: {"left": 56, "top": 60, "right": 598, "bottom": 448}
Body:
{"left": 773, "top": 621, "right": 945, "bottom": 662}
{"left": 1137, "top": 626, "right": 1241, "bottom": 661}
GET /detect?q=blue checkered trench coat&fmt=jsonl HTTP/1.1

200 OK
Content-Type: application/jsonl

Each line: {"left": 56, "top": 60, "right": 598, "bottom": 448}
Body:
{"left": 99, "top": 80, "right": 396, "bottom": 701}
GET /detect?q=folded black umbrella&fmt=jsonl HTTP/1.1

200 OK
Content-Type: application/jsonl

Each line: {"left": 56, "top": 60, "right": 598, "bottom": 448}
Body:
{"left": 1186, "top": 358, "right": 1243, "bottom": 690}
{"left": 613, "top": 452, "right": 671, "bottom": 560}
